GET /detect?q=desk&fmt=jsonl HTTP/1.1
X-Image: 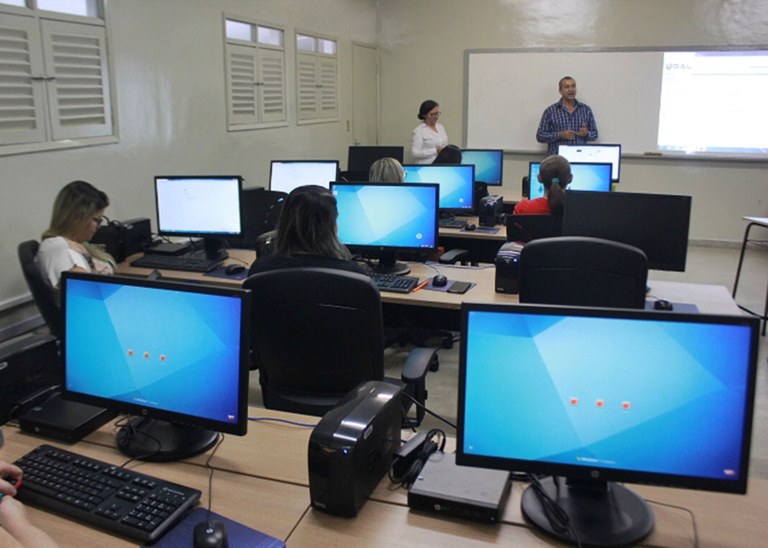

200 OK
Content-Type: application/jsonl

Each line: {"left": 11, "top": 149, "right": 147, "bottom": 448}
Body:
{"left": 438, "top": 216, "right": 506, "bottom": 263}
{"left": 3, "top": 404, "right": 766, "bottom": 547}
{"left": 733, "top": 216, "right": 768, "bottom": 335}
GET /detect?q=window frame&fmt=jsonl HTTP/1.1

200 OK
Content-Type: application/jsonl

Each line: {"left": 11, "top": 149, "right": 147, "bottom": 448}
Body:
{"left": 294, "top": 29, "right": 338, "bottom": 125}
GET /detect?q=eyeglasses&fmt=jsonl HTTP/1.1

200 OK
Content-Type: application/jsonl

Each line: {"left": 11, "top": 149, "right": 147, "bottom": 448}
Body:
{"left": 427, "top": 111, "right": 442, "bottom": 117}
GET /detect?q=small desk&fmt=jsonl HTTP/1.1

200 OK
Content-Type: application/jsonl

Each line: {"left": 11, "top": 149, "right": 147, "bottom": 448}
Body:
{"left": 732, "top": 216, "right": 768, "bottom": 335}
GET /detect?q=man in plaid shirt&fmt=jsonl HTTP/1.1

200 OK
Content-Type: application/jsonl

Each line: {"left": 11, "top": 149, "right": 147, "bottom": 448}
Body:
{"left": 536, "top": 76, "right": 598, "bottom": 155}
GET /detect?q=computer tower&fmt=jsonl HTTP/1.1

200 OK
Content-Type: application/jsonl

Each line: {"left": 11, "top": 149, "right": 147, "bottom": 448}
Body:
{"left": 478, "top": 194, "right": 503, "bottom": 227}
{"left": 308, "top": 381, "right": 402, "bottom": 517}
{"left": 495, "top": 242, "right": 523, "bottom": 294}
{"left": 91, "top": 217, "right": 152, "bottom": 262}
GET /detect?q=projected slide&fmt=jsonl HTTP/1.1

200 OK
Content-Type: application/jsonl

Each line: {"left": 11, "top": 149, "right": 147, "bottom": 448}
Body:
{"left": 658, "top": 51, "right": 768, "bottom": 154}
{"left": 462, "top": 310, "right": 753, "bottom": 481}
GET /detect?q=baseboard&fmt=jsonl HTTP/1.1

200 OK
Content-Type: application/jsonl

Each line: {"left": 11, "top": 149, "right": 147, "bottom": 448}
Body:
{"left": 689, "top": 239, "right": 741, "bottom": 249}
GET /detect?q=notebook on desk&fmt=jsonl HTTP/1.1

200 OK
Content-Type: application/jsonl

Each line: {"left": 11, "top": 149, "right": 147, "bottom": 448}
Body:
{"left": 145, "top": 508, "right": 285, "bottom": 548}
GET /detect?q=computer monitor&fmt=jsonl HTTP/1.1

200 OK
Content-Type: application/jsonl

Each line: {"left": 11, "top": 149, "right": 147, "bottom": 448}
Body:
{"left": 268, "top": 160, "right": 339, "bottom": 194}
{"left": 155, "top": 175, "right": 243, "bottom": 260}
{"left": 347, "top": 145, "right": 405, "bottom": 173}
{"left": 402, "top": 164, "right": 475, "bottom": 213}
{"left": 457, "top": 302, "right": 759, "bottom": 546}
{"left": 562, "top": 190, "right": 692, "bottom": 272}
{"left": 527, "top": 162, "right": 613, "bottom": 199}
{"left": 460, "top": 149, "right": 504, "bottom": 185}
{"left": 331, "top": 182, "right": 439, "bottom": 275}
{"left": 60, "top": 271, "right": 250, "bottom": 461}
{"left": 558, "top": 143, "right": 622, "bottom": 182}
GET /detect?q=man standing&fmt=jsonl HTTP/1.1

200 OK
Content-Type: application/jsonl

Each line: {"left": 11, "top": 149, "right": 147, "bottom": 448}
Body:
{"left": 536, "top": 76, "right": 598, "bottom": 155}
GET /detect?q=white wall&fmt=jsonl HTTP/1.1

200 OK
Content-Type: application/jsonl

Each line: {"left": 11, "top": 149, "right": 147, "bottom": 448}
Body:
{"left": 377, "top": 0, "right": 768, "bottom": 242}
{"left": 1, "top": 0, "right": 376, "bottom": 326}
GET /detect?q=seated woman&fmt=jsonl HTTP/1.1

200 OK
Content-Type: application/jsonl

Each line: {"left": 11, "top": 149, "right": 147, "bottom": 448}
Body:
{"left": 431, "top": 144, "right": 462, "bottom": 165}
{"left": 513, "top": 155, "right": 572, "bottom": 215}
{"left": 368, "top": 157, "right": 405, "bottom": 183}
{"left": 248, "top": 185, "right": 366, "bottom": 276}
{"left": 36, "top": 180, "right": 115, "bottom": 298}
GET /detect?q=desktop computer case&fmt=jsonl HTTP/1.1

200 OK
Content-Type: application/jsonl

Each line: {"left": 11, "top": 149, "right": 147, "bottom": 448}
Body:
{"left": 308, "top": 381, "right": 402, "bottom": 517}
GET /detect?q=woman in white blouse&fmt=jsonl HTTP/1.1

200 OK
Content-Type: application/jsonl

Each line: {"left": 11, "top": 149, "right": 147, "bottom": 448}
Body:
{"left": 36, "top": 180, "right": 115, "bottom": 298}
{"left": 411, "top": 100, "right": 448, "bottom": 164}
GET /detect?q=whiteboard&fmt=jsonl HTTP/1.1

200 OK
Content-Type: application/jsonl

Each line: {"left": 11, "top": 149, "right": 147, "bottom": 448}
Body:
{"left": 464, "top": 49, "right": 664, "bottom": 155}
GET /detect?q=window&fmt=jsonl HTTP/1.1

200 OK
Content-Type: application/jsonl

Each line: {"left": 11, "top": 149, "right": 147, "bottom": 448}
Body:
{"left": 296, "top": 32, "right": 337, "bottom": 122}
{"left": 0, "top": 1, "right": 115, "bottom": 155}
{"left": 224, "top": 17, "right": 287, "bottom": 130}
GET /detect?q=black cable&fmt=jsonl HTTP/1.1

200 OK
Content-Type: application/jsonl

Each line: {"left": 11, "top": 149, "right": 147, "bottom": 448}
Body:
{"left": 248, "top": 416, "right": 318, "bottom": 428}
{"left": 116, "top": 416, "right": 163, "bottom": 467}
{"left": 526, "top": 475, "right": 581, "bottom": 547}
{"left": 645, "top": 498, "right": 699, "bottom": 547}
{"left": 204, "top": 434, "right": 225, "bottom": 522}
{"left": 400, "top": 390, "right": 457, "bottom": 430}
{"left": 388, "top": 428, "right": 446, "bottom": 489}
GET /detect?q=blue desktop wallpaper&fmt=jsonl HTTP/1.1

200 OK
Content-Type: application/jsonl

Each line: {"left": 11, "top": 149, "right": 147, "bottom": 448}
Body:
{"left": 65, "top": 278, "right": 243, "bottom": 425}
{"left": 461, "top": 310, "right": 753, "bottom": 482}
{"left": 529, "top": 162, "right": 612, "bottom": 199}
{"left": 461, "top": 150, "right": 503, "bottom": 184}
{"left": 334, "top": 184, "right": 437, "bottom": 248}
{"left": 403, "top": 165, "right": 474, "bottom": 209}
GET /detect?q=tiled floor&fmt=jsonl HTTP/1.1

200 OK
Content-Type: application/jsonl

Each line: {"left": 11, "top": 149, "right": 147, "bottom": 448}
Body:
{"left": 366, "top": 245, "right": 768, "bottom": 479}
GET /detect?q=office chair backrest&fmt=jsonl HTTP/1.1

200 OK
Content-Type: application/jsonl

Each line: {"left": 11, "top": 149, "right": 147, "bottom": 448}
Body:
{"left": 18, "top": 240, "right": 63, "bottom": 338}
{"left": 244, "top": 267, "right": 385, "bottom": 415}
{"left": 239, "top": 188, "right": 286, "bottom": 249}
{"left": 506, "top": 214, "right": 563, "bottom": 243}
{"left": 519, "top": 236, "right": 648, "bottom": 309}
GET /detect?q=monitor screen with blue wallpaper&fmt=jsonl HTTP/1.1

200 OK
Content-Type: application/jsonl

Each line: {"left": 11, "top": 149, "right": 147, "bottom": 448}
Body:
{"left": 461, "top": 149, "right": 504, "bottom": 185}
{"left": 457, "top": 303, "right": 758, "bottom": 494}
{"left": 527, "top": 161, "right": 612, "bottom": 199}
{"left": 402, "top": 164, "right": 475, "bottom": 211}
{"left": 61, "top": 272, "right": 250, "bottom": 454}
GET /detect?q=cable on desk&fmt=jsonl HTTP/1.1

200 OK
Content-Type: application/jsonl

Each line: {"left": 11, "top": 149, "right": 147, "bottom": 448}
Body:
{"left": 204, "top": 434, "right": 225, "bottom": 522}
{"left": 400, "top": 390, "right": 457, "bottom": 430}
{"left": 248, "top": 416, "right": 318, "bottom": 428}
{"left": 645, "top": 498, "right": 699, "bottom": 548}
{"left": 526, "top": 474, "right": 582, "bottom": 548}
{"left": 388, "top": 428, "right": 446, "bottom": 489}
{"left": 116, "top": 415, "right": 163, "bottom": 467}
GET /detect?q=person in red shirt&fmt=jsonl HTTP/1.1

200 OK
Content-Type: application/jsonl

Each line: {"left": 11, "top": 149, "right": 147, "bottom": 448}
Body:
{"left": 514, "top": 155, "right": 572, "bottom": 215}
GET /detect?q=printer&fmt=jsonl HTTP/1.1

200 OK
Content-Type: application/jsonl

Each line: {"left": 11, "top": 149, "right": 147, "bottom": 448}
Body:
{"left": 308, "top": 381, "right": 402, "bottom": 517}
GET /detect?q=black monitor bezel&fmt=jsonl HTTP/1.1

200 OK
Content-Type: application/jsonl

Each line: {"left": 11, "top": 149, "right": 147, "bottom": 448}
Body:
{"left": 562, "top": 190, "right": 692, "bottom": 272}
{"left": 154, "top": 175, "right": 244, "bottom": 239}
{"left": 268, "top": 160, "right": 340, "bottom": 194}
{"left": 557, "top": 143, "right": 622, "bottom": 183}
{"left": 460, "top": 148, "right": 504, "bottom": 186}
{"left": 347, "top": 145, "right": 405, "bottom": 173}
{"left": 60, "top": 271, "right": 251, "bottom": 438}
{"left": 330, "top": 181, "right": 440, "bottom": 257}
{"left": 401, "top": 164, "right": 476, "bottom": 213}
{"left": 456, "top": 301, "right": 759, "bottom": 495}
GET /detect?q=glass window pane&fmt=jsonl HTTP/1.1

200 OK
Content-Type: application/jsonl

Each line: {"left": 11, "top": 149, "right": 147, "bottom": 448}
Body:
{"left": 226, "top": 19, "right": 253, "bottom": 41}
{"left": 37, "top": 0, "right": 99, "bottom": 17}
{"left": 0, "top": 0, "right": 28, "bottom": 8}
{"left": 318, "top": 39, "right": 336, "bottom": 55}
{"left": 257, "top": 26, "right": 283, "bottom": 47}
{"left": 296, "top": 34, "right": 315, "bottom": 52}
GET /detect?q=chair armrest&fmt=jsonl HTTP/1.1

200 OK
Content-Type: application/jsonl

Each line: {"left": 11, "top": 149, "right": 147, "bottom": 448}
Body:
{"left": 401, "top": 347, "right": 438, "bottom": 383}
{"left": 439, "top": 248, "right": 470, "bottom": 264}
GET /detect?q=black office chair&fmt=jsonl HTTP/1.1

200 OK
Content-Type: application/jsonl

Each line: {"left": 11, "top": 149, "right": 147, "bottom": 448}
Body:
{"left": 506, "top": 214, "right": 563, "bottom": 243}
{"left": 18, "top": 240, "right": 63, "bottom": 338}
{"left": 519, "top": 236, "right": 648, "bottom": 309}
{"left": 238, "top": 188, "right": 286, "bottom": 249}
{"left": 244, "top": 267, "right": 438, "bottom": 425}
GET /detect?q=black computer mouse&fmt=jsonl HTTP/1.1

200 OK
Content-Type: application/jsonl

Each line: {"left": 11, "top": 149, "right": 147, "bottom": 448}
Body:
{"left": 224, "top": 264, "right": 246, "bottom": 276}
{"left": 193, "top": 520, "right": 229, "bottom": 548}
{"left": 463, "top": 222, "right": 476, "bottom": 231}
{"left": 654, "top": 299, "right": 674, "bottom": 311}
{"left": 432, "top": 274, "right": 448, "bottom": 287}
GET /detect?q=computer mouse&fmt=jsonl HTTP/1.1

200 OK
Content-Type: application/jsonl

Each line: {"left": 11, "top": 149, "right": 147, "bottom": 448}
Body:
{"left": 432, "top": 274, "right": 448, "bottom": 287}
{"left": 193, "top": 520, "right": 229, "bottom": 548}
{"left": 463, "top": 222, "right": 476, "bottom": 231}
{"left": 654, "top": 299, "right": 674, "bottom": 311}
{"left": 224, "top": 264, "right": 246, "bottom": 276}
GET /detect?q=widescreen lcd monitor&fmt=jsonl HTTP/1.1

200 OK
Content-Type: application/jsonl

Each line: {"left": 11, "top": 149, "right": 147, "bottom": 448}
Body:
{"left": 154, "top": 175, "right": 243, "bottom": 259}
{"left": 457, "top": 302, "right": 758, "bottom": 546}
{"left": 268, "top": 160, "right": 339, "bottom": 194}
{"left": 460, "top": 149, "right": 504, "bottom": 185}
{"left": 527, "top": 162, "right": 612, "bottom": 199}
{"left": 562, "top": 190, "right": 692, "bottom": 272}
{"left": 402, "top": 164, "right": 475, "bottom": 212}
{"left": 331, "top": 182, "right": 439, "bottom": 275}
{"left": 61, "top": 272, "right": 250, "bottom": 461}
{"left": 558, "top": 143, "right": 622, "bottom": 182}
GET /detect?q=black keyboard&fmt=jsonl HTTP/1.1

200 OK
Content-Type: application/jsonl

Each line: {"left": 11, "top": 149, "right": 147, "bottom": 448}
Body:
{"left": 13, "top": 445, "right": 201, "bottom": 543}
{"left": 130, "top": 253, "right": 221, "bottom": 273}
{"left": 438, "top": 217, "right": 467, "bottom": 229}
{"left": 369, "top": 273, "right": 420, "bottom": 293}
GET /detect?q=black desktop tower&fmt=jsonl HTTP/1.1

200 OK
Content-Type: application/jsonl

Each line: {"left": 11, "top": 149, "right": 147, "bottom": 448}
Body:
{"left": 478, "top": 194, "right": 503, "bottom": 227}
{"left": 91, "top": 217, "right": 152, "bottom": 262}
{"left": 495, "top": 242, "right": 523, "bottom": 294}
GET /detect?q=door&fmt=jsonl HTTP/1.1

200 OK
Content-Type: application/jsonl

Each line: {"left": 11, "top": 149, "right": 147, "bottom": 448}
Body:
{"left": 351, "top": 43, "right": 378, "bottom": 145}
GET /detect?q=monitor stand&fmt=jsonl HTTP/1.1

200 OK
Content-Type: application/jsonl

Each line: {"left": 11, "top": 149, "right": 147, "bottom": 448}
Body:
{"left": 370, "top": 251, "right": 410, "bottom": 276}
{"left": 116, "top": 417, "right": 218, "bottom": 462}
{"left": 521, "top": 477, "right": 653, "bottom": 546}
{"left": 203, "top": 236, "right": 229, "bottom": 261}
